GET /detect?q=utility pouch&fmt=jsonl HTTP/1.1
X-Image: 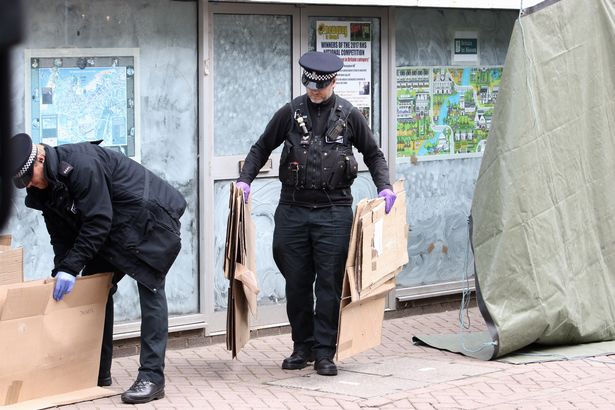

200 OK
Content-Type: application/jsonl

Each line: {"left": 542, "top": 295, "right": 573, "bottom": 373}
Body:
{"left": 325, "top": 151, "right": 358, "bottom": 189}
{"left": 279, "top": 140, "right": 307, "bottom": 187}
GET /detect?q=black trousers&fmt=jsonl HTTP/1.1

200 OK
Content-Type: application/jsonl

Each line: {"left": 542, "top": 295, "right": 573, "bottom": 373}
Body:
{"left": 83, "top": 258, "right": 168, "bottom": 386}
{"left": 272, "top": 204, "right": 353, "bottom": 360}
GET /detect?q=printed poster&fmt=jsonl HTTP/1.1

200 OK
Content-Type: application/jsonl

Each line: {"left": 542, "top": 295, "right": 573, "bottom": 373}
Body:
{"left": 396, "top": 66, "right": 503, "bottom": 158}
{"left": 316, "top": 21, "right": 372, "bottom": 124}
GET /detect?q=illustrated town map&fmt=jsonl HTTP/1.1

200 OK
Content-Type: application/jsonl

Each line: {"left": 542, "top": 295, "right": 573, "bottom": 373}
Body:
{"left": 396, "top": 66, "right": 503, "bottom": 158}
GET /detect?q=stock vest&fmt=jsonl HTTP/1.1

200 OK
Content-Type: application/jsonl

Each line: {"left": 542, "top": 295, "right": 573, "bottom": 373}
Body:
{"left": 278, "top": 94, "right": 359, "bottom": 191}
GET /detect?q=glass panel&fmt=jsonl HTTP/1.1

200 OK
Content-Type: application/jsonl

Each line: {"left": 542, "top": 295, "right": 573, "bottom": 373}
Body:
{"left": 308, "top": 16, "right": 381, "bottom": 146}
{"left": 213, "top": 172, "right": 375, "bottom": 312}
{"left": 396, "top": 160, "right": 480, "bottom": 287}
{"left": 213, "top": 14, "right": 292, "bottom": 156}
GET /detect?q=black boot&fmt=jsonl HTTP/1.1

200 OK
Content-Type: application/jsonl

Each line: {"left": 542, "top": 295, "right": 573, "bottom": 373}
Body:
{"left": 314, "top": 358, "right": 337, "bottom": 376}
{"left": 282, "top": 350, "right": 315, "bottom": 370}
{"left": 120, "top": 379, "right": 165, "bottom": 404}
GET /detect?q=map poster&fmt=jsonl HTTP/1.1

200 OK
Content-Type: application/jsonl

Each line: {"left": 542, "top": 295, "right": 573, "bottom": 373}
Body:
{"left": 316, "top": 21, "right": 372, "bottom": 124}
{"left": 27, "top": 50, "right": 138, "bottom": 159}
{"left": 396, "top": 66, "right": 503, "bottom": 159}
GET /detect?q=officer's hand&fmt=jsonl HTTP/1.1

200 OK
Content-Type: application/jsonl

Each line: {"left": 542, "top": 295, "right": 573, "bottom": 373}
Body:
{"left": 236, "top": 181, "right": 251, "bottom": 204}
{"left": 378, "top": 189, "right": 397, "bottom": 214}
{"left": 53, "top": 271, "right": 76, "bottom": 301}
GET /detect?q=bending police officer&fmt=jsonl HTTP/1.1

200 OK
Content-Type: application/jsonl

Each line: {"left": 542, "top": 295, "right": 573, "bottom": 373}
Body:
{"left": 237, "top": 51, "right": 396, "bottom": 376}
{"left": 9, "top": 133, "right": 186, "bottom": 404}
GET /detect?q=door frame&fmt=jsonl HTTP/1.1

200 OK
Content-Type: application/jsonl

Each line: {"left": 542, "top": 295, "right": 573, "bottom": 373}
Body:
{"left": 200, "top": 1, "right": 391, "bottom": 334}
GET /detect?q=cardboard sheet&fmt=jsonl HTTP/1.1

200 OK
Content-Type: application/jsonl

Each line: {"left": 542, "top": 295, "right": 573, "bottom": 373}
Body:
{"left": 0, "top": 236, "right": 23, "bottom": 286}
{"left": 224, "top": 182, "right": 259, "bottom": 358}
{"left": 0, "top": 273, "right": 113, "bottom": 407}
{"left": 337, "top": 279, "right": 396, "bottom": 361}
{"left": 336, "top": 181, "right": 409, "bottom": 361}
{"left": 0, "top": 235, "right": 11, "bottom": 247}
{"left": 1, "top": 387, "right": 116, "bottom": 410}
{"left": 468, "top": 0, "right": 615, "bottom": 358}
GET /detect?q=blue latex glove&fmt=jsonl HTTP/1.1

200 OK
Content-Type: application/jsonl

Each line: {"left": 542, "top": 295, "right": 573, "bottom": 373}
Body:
{"left": 53, "top": 271, "right": 76, "bottom": 301}
{"left": 378, "top": 189, "right": 397, "bottom": 214}
{"left": 236, "top": 181, "right": 251, "bottom": 204}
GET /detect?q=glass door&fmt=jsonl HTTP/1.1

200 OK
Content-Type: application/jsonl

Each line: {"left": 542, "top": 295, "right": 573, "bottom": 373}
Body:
{"left": 203, "top": 3, "right": 389, "bottom": 333}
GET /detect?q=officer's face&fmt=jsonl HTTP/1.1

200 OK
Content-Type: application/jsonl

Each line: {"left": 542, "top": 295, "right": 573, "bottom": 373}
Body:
{"left": 306, "top": 78, "right": 336, "bottom": 104}
{"left": 27, "top": 156, "right": 48, "bottom": 189}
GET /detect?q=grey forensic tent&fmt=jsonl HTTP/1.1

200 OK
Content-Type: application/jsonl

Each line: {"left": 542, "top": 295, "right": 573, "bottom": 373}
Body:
{"left": 414, "top": 0, "right": 615, "bottom": 360}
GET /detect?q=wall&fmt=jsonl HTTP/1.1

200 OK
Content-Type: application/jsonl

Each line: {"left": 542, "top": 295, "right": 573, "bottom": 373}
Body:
{"left": 5, "top": 0, "right": 199, "bottom": 321}
{"left": 2, "top": 2, "right": 519, "bottom": 326}
{"left": 394, "top": 7, "right": 518, "bottom": 288}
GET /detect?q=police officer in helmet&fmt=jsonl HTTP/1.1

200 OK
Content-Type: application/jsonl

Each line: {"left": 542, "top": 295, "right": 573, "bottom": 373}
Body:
{"left": 237, "top": 51, "right": 396, "bottom": 376}
{"left": 9, "top": 132, "right": 186, "bottom": 404}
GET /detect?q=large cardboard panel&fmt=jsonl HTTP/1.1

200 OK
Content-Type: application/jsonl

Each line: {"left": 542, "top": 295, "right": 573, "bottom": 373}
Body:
{"left": 225, "top": 182, "right": 259, "bottom": 358}
{"left": 2, "top": 387, "right": 115, "bottom": 410}
{"left": 336, "top": 180, "right": 409, "bottom": 361}
{"left": 336, "top": 281, "right": 393, "bottom": 362}
{"left": 336, "top": 296, "right": 385, "bottom": 361}
{"left": 0, "top": 273, "right": 112, "bottom": 407}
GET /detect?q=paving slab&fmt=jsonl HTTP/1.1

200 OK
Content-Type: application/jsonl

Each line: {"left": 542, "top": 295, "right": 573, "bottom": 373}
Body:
{"left": 268, "top": 370, "right": 426, "bottom": 399}
{"left": 270, "top": 356, "right": 500, "bottom": 399}
{"left": 342, "top": 356, "right": 497, "bottom": 382}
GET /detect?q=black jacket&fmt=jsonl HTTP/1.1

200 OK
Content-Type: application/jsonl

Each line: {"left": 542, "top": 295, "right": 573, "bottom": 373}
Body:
{"left": 238, "top": 93, "right": 392, "bottom": 207}
{"left": 25, "top": 142, "right": 187, "bottom": 292}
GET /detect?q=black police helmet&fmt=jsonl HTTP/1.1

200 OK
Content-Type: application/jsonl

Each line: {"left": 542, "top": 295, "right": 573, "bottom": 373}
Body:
{"left": 9, "top": 133, "right": 37, "bottom": 189}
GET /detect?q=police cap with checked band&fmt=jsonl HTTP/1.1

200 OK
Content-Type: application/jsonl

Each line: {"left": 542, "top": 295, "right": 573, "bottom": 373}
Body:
{"left": 299, "top": 51, "right": 344, "bottom": 90}
{"left": 9, "top": 133, "right": 38, "bottom": 189}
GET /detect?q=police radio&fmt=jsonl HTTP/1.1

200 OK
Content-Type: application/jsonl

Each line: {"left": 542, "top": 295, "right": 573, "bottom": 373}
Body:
{"left": 325, "top": 118, "right": 346, "bottom": 144}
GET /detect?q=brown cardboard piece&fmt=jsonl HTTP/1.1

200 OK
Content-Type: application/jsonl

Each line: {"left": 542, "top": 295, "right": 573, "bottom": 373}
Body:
{"left": 359, "top": 183, "right": 408, "bottom": 293}
{"left": 336, "top": 180, "right": 409, "bottom": 361}
{"left": 224, "top": 182, "right": 259, "bottom": 358}
{"left": 0, "top": 235, "right": 11, "bottom": 247}
{"left": 2, "top": 387, "right": 115, "bottom": 410}
{"left": 0, "top": 236, "right": 23, "bottom": 286}
{"left": 0, "top": 272, "right": 114, "bottom": 408}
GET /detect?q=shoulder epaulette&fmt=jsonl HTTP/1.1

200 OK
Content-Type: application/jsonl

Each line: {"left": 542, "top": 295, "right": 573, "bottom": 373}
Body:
{"left": 59, "top": 161, "right": 74, "bottom": 177}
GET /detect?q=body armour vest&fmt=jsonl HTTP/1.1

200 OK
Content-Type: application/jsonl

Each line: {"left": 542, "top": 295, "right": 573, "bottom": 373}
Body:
{"left": 279, "top": 95, "right": 358, "bottom": 191}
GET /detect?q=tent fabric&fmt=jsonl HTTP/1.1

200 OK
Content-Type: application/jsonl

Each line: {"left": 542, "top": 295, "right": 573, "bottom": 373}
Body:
{"left": 471, "top": 0, "right": 615, "bottom": 358}
{"left": 412, "top": 331, "right": 495, "bottom": 361}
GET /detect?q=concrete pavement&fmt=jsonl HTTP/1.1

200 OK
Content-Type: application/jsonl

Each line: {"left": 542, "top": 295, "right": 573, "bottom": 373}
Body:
{"left": 59, "top": 305, "right": 615, "bottom": 409}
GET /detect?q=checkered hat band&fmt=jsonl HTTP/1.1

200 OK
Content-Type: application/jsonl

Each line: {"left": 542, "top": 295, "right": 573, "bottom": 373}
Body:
{"left": 15, "top": 145, "right": 37, "bottom": 178}
{"left": 303, "top": 70, "right": 337, "bottom": 82}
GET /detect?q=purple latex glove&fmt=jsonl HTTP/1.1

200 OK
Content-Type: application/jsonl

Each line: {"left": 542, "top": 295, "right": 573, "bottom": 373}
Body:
{"left": 378, "top": 188, "right": 397, "bottom": 214}
{"left": 236, "top": 181, "right": 251, "bottom": 204}
{"left": 53, "top": 271, "right": 76, "bottom": 301}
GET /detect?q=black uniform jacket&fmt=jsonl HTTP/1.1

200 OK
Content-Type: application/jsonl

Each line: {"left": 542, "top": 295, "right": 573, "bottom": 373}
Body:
{"left": 25, "top": 142, "right": 187, "bottom": 292}
{"left": 238, "top": 93, "right": 392, "bottom": 207}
